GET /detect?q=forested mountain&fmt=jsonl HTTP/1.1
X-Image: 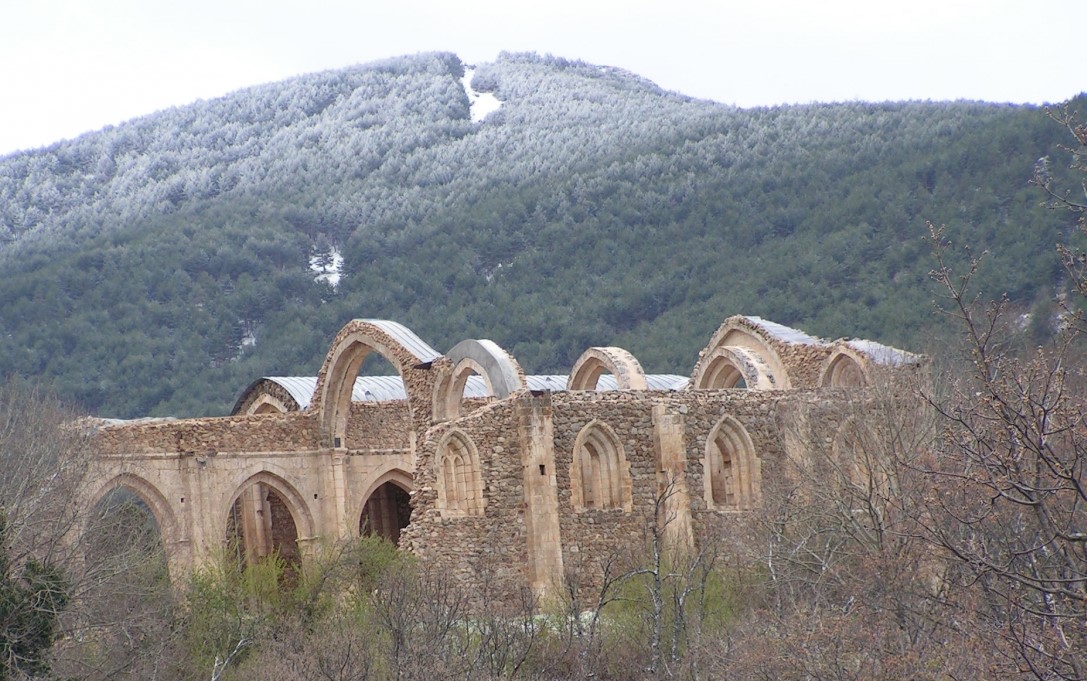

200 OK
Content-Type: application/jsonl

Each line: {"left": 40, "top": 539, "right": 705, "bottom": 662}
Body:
{"left": 0, "top": 51, "right": 1081, "bottom": 417}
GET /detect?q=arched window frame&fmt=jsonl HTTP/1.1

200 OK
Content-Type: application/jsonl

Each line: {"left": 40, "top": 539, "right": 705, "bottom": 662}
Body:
{"left": 570, "top": 420, "right": 633, "bottom": 512}
{"left": 704, "top": 416, "right": 760, "bottom": 511}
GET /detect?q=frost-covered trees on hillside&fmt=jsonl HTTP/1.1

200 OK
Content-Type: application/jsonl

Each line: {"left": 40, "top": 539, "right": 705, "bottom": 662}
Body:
{"left": 0, "top": 51, "right": 1080, "bottom": 416}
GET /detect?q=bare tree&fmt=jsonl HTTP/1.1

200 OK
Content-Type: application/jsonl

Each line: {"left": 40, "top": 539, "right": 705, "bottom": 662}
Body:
{"left": 925, "top": 221, "right": 1087, "bottom": 680}
{"left": 0, "top": 378, "right": 187, "bottom": 680}
{"left": 1033, "top": 104, "right": 1087, "bottom": 311}
{"left": 0, "top": 379, "right": 96, "bottom": 677}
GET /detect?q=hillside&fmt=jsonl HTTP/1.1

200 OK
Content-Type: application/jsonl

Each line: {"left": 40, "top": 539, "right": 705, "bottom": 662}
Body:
{"left": 0, "top": 51, "right": 1080, "bottom": 417}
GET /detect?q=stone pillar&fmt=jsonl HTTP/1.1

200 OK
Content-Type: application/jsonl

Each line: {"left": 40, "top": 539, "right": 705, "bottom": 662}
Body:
{"left": 168, "top": 458, "right": 195, "bottom": 577}
{"left": 652, "top": 404, "right": 694, "bottom": 553}
{"left": 184, "top": 450, "right": 218, "bottom": 569}
{"left": 240, "top": 483, "right": 271, "bottom": 563}
{"left": 330, "top": 449, "right": 349, "bottom": 539}
{"left": 515, "top": 393, "right": 565, "bottom": 600}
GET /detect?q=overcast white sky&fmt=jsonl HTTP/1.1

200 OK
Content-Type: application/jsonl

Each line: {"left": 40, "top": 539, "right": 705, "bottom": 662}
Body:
{"left": 1, "top": 0, "right": 1083, "bottom": 156}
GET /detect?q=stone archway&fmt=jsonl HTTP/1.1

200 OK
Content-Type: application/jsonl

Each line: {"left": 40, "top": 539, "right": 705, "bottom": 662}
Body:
{"left": 312, "top": 320, "right": 440, "bottom": 448}
{"left": 84, "top": 473, "right": 182, "bottom": 580}
{"left": 360, "top": 480, "right": 412, "bottom": 545}
{"left": 433, "top": 338, "right": 525, "bottom": 421}
{"left": 225, "top": 472, "right": 316, "bottom": 581}
{"left": 691, "top": 317, "right": 792, "bottom": 390}
{"left": 820, "top": 348, "right": 870, "bottom": 388}
{"left": 567, "top": 347, "right": 649, "bottom": 391}
{"left": 355, "top": 468, "right": 414, "bottom": 545}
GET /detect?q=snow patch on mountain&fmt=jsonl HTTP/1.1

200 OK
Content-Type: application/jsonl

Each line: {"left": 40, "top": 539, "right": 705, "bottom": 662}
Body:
{"left": 310, "top": 247, "right": 343, "bottom": 288}
{"left": 461, "top": 68, "right": 502, "bottom": 122}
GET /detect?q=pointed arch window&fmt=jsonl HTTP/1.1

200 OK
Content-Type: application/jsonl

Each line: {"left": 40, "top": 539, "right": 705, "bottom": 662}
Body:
{"left": 571, "top": 421, "right": 632, "bottom": 512}
{"left": 705, "top": 416, "right": 760, "bottom": 511}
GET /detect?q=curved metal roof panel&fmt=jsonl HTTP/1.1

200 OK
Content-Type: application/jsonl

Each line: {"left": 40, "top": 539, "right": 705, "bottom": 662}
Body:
{"left": 743, "top": 316, "right": 826, "bottom": 346}
{"left": 646, "top": 374, "right": 690, "bottom": 390}
{"left": 361, "top": 319, "right": 441, "bottom": 362}
{"left": 268, "top": 376, "right": 320, "bottom": 409}
{"left": 527, "top": 375, "right": 569, "bottom": 391}
{"left": 350, "top": 375, "right": 407, "bottom": 402}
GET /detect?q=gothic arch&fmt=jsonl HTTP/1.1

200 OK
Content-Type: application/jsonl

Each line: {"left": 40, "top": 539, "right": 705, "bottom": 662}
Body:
{"left": 86, "top": 472, "right": 180, "bottom": 549}
{"left": 570, "top": 420, "right": 632, "bottom": 511}
{"left": 358, "top": 468, "right": 413, "bottom": 545}
{"left": 433, "top": 338, "right": 525, "bottom": 421}
{"left": 691, "top": 317, "right": 791, "bottom": 390}
{"left": 355, "top": 466, "right": 414, "bottom": 533}
{"left": 249, "top": 395, "right": 289, "bottom": 414}
{"left": 820, "top": 347, "right": 870, "bottom": 388}
{"left": 231, "top": 377, "right": 307, "bottom": 415}
{"left": 567, "top": 347, "right": 649, "bottom": 391}
{"left": 225, "top": 470, "right": 317, "bottom": 546}
{"left": 359, "top": 467, "right": 414, "bottom": 512}
{"left": 704, "top": 416, "right": 761, "bottom": 511}
{"left": 312, "top": 319, "right": 440, "bottom": 448}
{"left": 435, "top": 430, "right": 485, "bottom": 518}
{"left": 692, "top": 346, "right": 775, "bottom": 390}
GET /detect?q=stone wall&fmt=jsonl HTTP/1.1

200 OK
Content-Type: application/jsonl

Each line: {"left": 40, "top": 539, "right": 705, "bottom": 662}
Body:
{"left": 403, "top": 398, "right": 531, "bottom": 599}
{"left": 97, "top": 411, "right": 319, "bottom": 455}
{"left": 551, "top": 391, "right": 661, "bottom": 588}
{"left": 346, "top": 402, "right": 412, "bottom": 451}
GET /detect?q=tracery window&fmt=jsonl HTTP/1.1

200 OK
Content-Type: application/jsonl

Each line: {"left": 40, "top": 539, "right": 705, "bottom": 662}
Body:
{"left": 437, "top": 430, "right": 484, "bottom": 517}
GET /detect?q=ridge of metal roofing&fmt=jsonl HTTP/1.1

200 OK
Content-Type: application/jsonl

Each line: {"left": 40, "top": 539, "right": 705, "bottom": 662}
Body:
{"left": 361, "top": 319, "right": 441, "bottom": 362}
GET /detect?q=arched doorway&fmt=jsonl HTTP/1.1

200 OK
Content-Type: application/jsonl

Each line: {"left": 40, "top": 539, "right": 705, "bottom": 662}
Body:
{"left": 360, "top": 481, "right": 412, "bottom": 545}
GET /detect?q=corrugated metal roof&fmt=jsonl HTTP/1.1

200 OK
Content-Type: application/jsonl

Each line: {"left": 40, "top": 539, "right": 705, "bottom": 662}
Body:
{"left": 527, "top": 375, "right": 568, "bottom": 391}
{"left": 645, "top": 374, "right": 690, "bottom": 390}
{"left": 253, "top": 372, "right": 689, "bottom": 410}
{"left": 362, "top": 320, "right": 441, "bottom": 362}
{"left": 525, "top": 374, "right": 687, "bottom": 391}
{"left": 265, "top": 376, "right": 320, "bottom": 409}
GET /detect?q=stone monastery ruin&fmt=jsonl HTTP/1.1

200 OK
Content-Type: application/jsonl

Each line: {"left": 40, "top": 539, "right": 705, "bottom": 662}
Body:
{"left": 89, "top": 315, "right": 921, "bottom": 600}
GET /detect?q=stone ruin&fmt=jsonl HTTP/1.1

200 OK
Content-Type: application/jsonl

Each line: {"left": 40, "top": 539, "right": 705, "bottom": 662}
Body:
{"left": 86, "top": 315, "right": 922, "bottom": 601}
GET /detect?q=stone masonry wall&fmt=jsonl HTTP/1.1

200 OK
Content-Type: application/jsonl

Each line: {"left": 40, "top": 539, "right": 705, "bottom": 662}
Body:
{"left": 550, "top": 391, "right": 661, "bottom": 591}
{"left": 97, "top": 411, "right": 319, "bottom": 455}
{"left": 346, "top": 402, "right": 412, "bottom": 451}
{"left": 402, "top": 398, "right": 530, "bottom": 602}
